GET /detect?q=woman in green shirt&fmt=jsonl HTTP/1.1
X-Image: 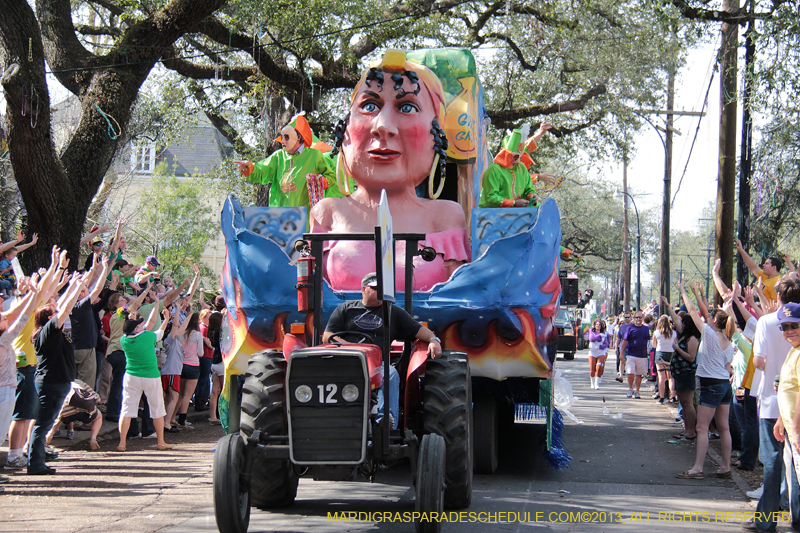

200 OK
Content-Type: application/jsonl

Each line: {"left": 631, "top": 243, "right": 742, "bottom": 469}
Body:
{"left": 116, "top": 305, "right": 172, "bottom": 452}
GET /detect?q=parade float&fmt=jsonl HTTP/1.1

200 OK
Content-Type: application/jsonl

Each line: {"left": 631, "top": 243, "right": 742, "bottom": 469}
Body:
{"left": 213, "top": 49, "right": 569, "bottom": 531}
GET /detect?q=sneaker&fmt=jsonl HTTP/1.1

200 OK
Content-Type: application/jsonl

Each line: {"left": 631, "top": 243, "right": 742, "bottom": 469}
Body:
{"left": 5, "top": 456, "right": 27, "bottom": 469}
{"left": 741, "top": 521, "right": 759, "bottom": 532}
{"left": 129, "top": 433, "right": 142, "bottom": 439}
{"left": 615, "top": 376, "right": 624, "bottom": 383}
{"left": 634, "top": 391, "right": 641, "bottom": 399}
{"left": 657, "top": 398, "right": 666, "bottom": 404}
{"left": 143, "top": 433, "right": 158, "bottom": 439}
{"left": 53, "top": 429, "right": 62, "bottom": 438}
{"left": 652, "top": 392, "right": 660, "bottom": 399}
{"left": 627, "top": 390, "right": 633, "bottom": 398}
{"left": 66, "top": 429, "right": 74, "bottom": 440}
{"left": 746, "top": 485, "right": 763, "bottom": 499}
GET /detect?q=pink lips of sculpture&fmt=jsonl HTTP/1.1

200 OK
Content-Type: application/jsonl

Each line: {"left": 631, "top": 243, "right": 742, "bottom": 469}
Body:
{"left": 368, "top": 148, "right": 401, "bottom": 162}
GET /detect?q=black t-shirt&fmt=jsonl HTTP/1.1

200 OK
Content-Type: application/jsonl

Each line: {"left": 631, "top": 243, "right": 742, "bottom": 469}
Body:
{"left": 325, "top": 300, "right": 421, "bottom": 352}
{"left": 35, "top": 316, "right": 76, "bottom": 384}
{"left": 70, "top": 297, "right": 98, "bottom": 350}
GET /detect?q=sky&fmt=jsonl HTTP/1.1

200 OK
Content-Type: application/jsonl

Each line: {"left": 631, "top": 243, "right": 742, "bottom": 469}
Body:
{"left": 608, "top": 43, "right": 726, "bottom": 233}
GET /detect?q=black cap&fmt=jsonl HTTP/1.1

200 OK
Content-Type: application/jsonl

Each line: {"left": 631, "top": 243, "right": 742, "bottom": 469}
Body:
{"left": 122, "top": 318, "right": 144, "bottom": 336}
{"left": 361, "top": 272, "right": 378, "bottom": 287}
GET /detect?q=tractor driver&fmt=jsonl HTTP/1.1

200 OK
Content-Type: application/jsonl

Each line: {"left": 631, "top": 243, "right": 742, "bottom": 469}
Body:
{"left": 323, "top": 272, "right": 442, "bottom": 428}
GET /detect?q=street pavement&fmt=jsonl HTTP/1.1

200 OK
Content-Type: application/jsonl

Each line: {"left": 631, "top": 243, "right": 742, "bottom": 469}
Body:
{"left": 1, "top": 351, "right": 775, "bottom": 532}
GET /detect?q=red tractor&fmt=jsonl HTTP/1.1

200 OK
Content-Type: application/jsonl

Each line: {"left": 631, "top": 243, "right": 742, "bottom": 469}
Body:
{"left": 213, "top": 231, "right": 473, "bottom": 533}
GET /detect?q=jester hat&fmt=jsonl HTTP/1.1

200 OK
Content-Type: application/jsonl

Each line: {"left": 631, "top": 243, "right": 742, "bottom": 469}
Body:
{"left": 493, "top": 128, "right": 535, "bottom": 169}
{"left": 274, "top": 113, "right": 332, "bottom": 152}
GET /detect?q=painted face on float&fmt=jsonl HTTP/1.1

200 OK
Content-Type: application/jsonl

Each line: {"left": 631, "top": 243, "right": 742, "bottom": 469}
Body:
{"left": 342, "top": 72, "right": 436, "bottom": 192}
{"left": 280, "top": 125, "right": 303, "bottom": 154}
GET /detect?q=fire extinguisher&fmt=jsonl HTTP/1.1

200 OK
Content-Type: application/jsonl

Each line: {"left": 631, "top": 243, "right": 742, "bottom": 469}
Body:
{"left": 296, "top": 256, "right": 314, "bottom": 313}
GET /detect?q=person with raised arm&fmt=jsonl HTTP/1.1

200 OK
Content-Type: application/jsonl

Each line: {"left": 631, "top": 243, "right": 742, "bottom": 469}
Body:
{"left": 676, "top": 276, "right": 735, "bottom": 481}
{"left": 162, "top": 308, "right": 193, "bottom": 432}
{"left": 104, "top": 281, "right": 151, "bottom": 423}
{"left": 736, "top": 238, "right": 783, "bottom": 302}
{"left": 0, "top": 285, "right": 39, "bottom": 489}
{"left": 27, "top": 274, "right": 87, "bottom": 475}
{"left": 116, "top": 305, "right": 173, "bottom": 452}
{"left": 70, "top": 253, "right": 112, "bottom": 391}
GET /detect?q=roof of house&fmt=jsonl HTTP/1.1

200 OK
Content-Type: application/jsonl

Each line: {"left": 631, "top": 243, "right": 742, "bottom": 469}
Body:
{"left": 157, "top": 124, "right": 233, "bottom": 176}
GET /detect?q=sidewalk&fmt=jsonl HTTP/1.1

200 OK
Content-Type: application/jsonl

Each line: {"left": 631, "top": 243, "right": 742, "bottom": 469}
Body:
{"left": 534, "top": 349, "right": 766, "bottom": 532}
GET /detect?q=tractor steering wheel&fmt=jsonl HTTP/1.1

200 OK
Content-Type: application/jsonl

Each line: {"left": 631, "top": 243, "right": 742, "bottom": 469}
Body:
{"left": 328, "top": 330, "right": 375, "bottom": 345}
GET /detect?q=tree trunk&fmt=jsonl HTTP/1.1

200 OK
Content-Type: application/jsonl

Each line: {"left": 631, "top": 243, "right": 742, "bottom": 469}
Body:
{"left": 0, "top": 0, "right": 225, "bottom": 271}
{"left": 622, "top": 160, "right": 630, "bottom": 312}
{"left": 714, "top": 0, "right": 739, "bottom": 306}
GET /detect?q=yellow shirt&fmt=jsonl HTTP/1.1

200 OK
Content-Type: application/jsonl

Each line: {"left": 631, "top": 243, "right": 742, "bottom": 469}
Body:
{"left": 13, "top": 311, "right": 37, "bottom": 367}
{"left": 758, "top": 270, "right": 780, "bottom": 302}
{"left": 778, "top": 346, "right": 800, "bottom": 444}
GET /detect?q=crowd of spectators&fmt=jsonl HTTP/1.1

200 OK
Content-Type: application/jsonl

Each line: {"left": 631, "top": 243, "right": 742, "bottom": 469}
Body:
{"left": 0, "top": 220, "right": 226, "bottom": 491}
{"left": 602, "top": 247, "right": 800, "bottom": 532}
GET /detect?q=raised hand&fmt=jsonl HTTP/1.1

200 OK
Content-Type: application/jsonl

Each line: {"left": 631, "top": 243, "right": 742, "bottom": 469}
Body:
{"left": 29, "top": 233, "right": 38, "bottom": 245}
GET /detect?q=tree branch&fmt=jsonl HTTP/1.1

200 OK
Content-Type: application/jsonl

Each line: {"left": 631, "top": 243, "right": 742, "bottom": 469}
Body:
{"left": 74, "top": 23, "right": 122, "bottom": 37}
{"left": 487, "top": 85, "right": 607, "bottom": 128}
{"left": 85, "top": 0, "right": 125, "bottom": 17}
{"left": 36, "top": 0, "right": 96, "bottom": 95}
{"left": 668, "top": 0, "right": 786, "bottom": 23}
{"left": 484, "top": 32, "right": 543, "bottom": 73}
{"left": 161, "top": 47, "right": 256, "bottom": 82}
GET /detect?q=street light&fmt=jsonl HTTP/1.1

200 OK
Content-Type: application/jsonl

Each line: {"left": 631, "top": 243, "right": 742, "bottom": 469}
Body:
{"left": 615, "top": 188, "right": 641, "bottom": 312}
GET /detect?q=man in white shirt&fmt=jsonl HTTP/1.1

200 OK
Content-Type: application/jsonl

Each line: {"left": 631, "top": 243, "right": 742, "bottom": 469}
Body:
{"left": 745, "top": 276, "right": 800, "bottom": 533}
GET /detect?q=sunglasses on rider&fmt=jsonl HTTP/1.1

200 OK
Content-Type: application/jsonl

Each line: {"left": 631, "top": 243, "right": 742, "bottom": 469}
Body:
{"left": 780, "top": 323, "right": 800, "bottom": 332}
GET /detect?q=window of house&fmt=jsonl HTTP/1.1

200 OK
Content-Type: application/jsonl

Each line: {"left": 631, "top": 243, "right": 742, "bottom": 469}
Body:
{"left": 131, "top": 143, "right": 156, "bottom": 173}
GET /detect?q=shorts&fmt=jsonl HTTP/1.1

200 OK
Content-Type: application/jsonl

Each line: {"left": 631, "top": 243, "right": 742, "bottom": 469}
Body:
{"left": 121, "top": 374, "right": 166, "bottom": 419}
{"left": 211, "top": 362, "right": 225, "bottom": 377}
{"left": 162, "top": 374, "right": 181, "bottom": 393}
{"left": 181, "top": 364, "right": 200, "bottom": 380}
{"left": 698, "top": 381, "right": 733, "bottom": 408}
{"left": 673, "top": 372, "right": 696, "bottom": 392}
{"left": 656, "top": 351, "right": 673, "bottom": 364}
{"left": 625, "top": 357, "right": 648, "bottom": 376}
{"left": 62, "top": 408, "right": 100, "bottom": 426}
{"left": 13, "top": 365, "right": 39, "bottom": 420}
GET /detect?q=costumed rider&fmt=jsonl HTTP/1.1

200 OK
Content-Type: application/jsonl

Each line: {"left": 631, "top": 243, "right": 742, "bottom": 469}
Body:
{"left": 479, "top": 122, "right": 554, "bottom": 208}
{"left": 234, "top": 113, "right": 335, "bottom": 209}
{"left": 322, "top": 273, "right": 442, "bottom": 429}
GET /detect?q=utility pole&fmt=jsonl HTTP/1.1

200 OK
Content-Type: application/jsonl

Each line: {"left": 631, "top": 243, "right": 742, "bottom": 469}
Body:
{"left": 661, "top": 71, "right": 675, "bottom": 302}
{"left": 622, "top": 160, "right": 631, "bottom": 312}
{"left": 715, "top": 0, "right": 739, "bottom": 306}
{"left": 737, "top": 19, "right": 755, "bottom": 287}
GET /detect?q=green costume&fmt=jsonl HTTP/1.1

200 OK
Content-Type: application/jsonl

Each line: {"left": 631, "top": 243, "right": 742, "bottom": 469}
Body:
{"left": 244, "top": 146, "right": 334, "bottom": 209}
{"left": 479, "top": 127, "right": 537, "bottom": 208}
{"left": 479, "top": 162, "right": 537, "bottom": 208}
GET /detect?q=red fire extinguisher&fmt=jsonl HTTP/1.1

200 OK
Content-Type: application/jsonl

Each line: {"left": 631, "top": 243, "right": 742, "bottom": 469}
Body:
{"left": 296, "top": 256, "right": 314, "bottom": 313}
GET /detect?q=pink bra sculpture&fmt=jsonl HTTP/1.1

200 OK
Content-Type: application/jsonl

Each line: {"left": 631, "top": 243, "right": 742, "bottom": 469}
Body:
{"left": 310, "top": 50, "right": 470, "bottom": 292}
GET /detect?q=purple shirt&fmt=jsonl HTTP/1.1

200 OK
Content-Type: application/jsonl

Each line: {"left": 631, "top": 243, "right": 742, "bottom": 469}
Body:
{"left": 622, "top": 324, "right": 651, "bottom": 358}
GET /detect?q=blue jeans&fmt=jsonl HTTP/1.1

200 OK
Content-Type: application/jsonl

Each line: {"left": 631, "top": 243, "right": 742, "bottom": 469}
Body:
{"left": 757, "top": 417, "right": 800, "bottom": 531}
{"left": 732, "top": 388, "right": 759, "bottom": 469}
{"left": 129, "top": 393, "right": 155, "bottom": 437}
{"left": 106, "top": 350, "right": 126, "bottom": 421}
{"left": 376, "top": 365, "right": 399, "bottom": 429}
{"left": 28, "top": 381, "right": 70, "bottom": 473}
{"left": 196, "top": 357, "right": 212, "bottom": 405}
